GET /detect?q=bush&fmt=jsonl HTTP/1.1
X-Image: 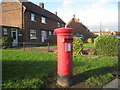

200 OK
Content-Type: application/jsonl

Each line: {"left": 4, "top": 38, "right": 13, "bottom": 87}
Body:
{"left": 2, "top": 36, "right": 13, "bottom": 49}
{"left": 94, "top": 35, "right": 118, "bottom": 56}
{"left": 73, "top": 37, "right": 84, "bottom": 55}
{"left": 87, "top": 38, "right": 93, "bottom": 43}
{"left": 0, "top": 37, "right": 2, "bottom": 48}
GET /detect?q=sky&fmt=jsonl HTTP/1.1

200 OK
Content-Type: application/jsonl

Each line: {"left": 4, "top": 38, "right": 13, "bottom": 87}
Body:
{"left": 1, "top": 0, "right": 119, "bottom": 31}
{"left": 30, "top": 0, "right": 119, "bottom": 31}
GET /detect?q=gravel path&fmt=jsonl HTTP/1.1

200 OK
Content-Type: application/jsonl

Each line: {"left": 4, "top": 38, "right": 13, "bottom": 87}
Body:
{"left": 9, "top": 46, "right": 56, "bottom": 53}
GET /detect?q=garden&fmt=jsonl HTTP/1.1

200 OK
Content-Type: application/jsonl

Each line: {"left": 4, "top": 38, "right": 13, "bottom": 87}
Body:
{"left": 1, "top": 34, "right": 119, "bottom": 88}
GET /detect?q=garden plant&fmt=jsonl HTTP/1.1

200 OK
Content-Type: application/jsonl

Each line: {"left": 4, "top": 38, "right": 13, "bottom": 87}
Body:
{"left": 94, "top": 35, "right": 118, "bottom": 56}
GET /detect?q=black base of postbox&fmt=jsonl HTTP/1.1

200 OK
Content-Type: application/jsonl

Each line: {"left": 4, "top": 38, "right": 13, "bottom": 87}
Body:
{"left": 57, "top": 74, "right": 72, "bottom": 87}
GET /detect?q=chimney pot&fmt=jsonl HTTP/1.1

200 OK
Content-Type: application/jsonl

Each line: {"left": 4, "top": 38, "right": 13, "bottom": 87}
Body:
{"left": 77, "top": 19, "right": 80, "bottom": 22}
{"left": 73, "top": 14, "right": 75, "bottom": 18}
{"left": 55, "top": 11, "right": 57, "bottom": 16}
{"left": 39, "top": 2, "right": 44, "bottom": 9}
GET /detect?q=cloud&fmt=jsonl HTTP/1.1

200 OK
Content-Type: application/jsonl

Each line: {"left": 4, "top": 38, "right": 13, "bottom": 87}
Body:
{"left": 62, "top": 0, "right": 73, "bottom": 6}
{"left": 29, "top": 0, "right": 119, "bottom": 3}
{"left": 92, "top": 0, "right": 108, "bottom": 8}
{"left": 78, "top": 8, "right": 117, "bottom": 24}
{"left": 57, "top": 0, "right": 118, "bottom": 31}
{"left": 75, "top": 7, "right": 118, "bottom": 31}
{"left": 29, "top": 0, "right": 118, "bottom": 31}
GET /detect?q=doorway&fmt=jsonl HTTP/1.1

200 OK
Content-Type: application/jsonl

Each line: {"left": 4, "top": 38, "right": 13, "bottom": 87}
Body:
{"left": 11, "top": 29, "right": 18, "bottom": 46}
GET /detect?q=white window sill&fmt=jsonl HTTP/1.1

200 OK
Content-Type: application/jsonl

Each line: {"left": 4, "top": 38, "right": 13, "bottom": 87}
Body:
{"left": 19, "top": 34, "right": 22, "bottom": 36}
{"left": 4, "top": 34, "right": 8, "bottom": 35}
{"left": 30, "top": 38, "right": 37, "bottom": 40}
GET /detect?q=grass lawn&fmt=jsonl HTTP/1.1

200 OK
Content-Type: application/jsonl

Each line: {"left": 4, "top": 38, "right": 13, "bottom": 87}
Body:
{"left": 2, "top": 50, "right": 56, "bottom": 88}
{"left": 73, "top": 56, "right": 118, "bottom": 87}
{"left": 2, "top": 49, "right": 118, "bottom": 88}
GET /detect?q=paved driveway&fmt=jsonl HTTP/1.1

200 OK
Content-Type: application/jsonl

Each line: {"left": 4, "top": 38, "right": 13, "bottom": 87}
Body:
{"left": 103, "top": 78, "right": 119, "bottom": 88}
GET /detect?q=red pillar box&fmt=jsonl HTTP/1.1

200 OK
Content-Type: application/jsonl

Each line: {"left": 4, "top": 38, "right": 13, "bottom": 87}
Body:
{"left": 54, "top": 28, "right": 74, "bottom": 87}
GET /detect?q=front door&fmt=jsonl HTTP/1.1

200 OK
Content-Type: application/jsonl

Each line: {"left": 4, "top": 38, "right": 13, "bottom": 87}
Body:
{"left": 11, "top": 29, "right": 18, "bottom": 46}
{"left": 41, "top": 30, "right": 47, "bottom": 42}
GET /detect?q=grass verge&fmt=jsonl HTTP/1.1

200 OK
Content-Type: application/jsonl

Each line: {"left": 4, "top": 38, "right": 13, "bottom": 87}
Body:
{"left": 2, "top": 49, "right": 56, "bottom": 88}
{"left": 73, "top": 56, "right": 118, "bottom": 87}
{"left": 2, "top": 49, "right": 118, "bottom": 88}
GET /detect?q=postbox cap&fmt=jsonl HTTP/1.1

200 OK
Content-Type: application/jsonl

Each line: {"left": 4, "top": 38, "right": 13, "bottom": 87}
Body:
{"left": 54, "top": 28, "right": 74, "bottom": 35}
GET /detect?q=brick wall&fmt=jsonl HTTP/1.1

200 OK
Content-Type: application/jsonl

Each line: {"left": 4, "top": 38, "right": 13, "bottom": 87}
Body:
{"left": 1, "top": 2, "right": 65, "bottom": 45}
{"left": 24, "top": 10, "right": 62, "bottom": 43}
{"left": 2, "top": 2, "right": 22, "bottom": 28}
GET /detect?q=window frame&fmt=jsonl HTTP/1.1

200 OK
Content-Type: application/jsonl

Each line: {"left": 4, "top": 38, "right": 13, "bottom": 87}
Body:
{"left": 41, "top": 17, "right": 46, "bottom": 24}
{"left": 30, "top": 29, "right": 37, "bottom": 39}
{"left": 3, "top": 28, "right": 8, "bottom": 35}
{"left": 57, "top": 22, "right": 60, "bottom": 27}
{"left": 62, "top": 24, "right": 64, "bottom": 27}
{"left": 49, "top": 31, "right": 52, "bottom": 35}
{"left": 53, "top": 32, "right": 56, "bottom": 35}
{"left": 31, "top": 13, "right": 35, "bottom": 21}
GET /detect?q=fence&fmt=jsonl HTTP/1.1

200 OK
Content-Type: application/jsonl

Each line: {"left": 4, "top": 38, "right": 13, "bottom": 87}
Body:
{"left": 1, "top": 42, "right": 57, "bottom": 53}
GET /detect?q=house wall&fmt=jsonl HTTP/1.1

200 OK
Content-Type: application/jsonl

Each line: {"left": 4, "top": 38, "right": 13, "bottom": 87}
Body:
{"left": 24, "top": 10, "right": 64, "bottom": 44}
{"left": 1, "top": 2, "right": 24, "bottom": 44}
{"left": 1, "top": 26, "right": 19, "bottom": 36}
{"left": 66, "top": 20, "right": 91, "bottom": 40}
{"left": 2, "top": 2, "right": 22, "bottom": 28}
{"left": 1, "top": 2, "right": 65, "bottom": 45}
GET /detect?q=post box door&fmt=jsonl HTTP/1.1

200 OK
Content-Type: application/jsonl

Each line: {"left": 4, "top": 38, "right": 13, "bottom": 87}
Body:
{"left": 66, "top": 43, "right": 71, "bottom": 52}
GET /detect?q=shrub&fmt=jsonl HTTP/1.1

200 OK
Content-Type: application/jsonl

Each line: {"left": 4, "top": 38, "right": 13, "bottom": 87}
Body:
{"left": 2, "top": 36, "right": 13, "bottom": 49}
{"left": 94, "top": 35, "right": 118, "bottom": 56}
{"left": 0, "top": 37, "right": 2, "bottom": 48}
{"left": 73, "top": 37, "right": 84, "bottom": 55}
{"left": 87, "top": 38, "right": 93, "bottom": 43}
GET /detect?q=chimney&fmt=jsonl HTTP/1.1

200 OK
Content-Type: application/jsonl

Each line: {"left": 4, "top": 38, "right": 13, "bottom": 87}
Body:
{"left": 55, "top": 11, "right": 57, "bottom": 16}
{"left": 73, "top": 14, "right": 75, "bottom": 18}
{"left": 39, "top": 2, "right": 44, "bottom": 9}
{"left": 77, "top": 18, "right": 80, "bottom": 22}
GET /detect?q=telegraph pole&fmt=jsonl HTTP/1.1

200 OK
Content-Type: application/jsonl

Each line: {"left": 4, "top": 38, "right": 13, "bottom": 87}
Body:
{"left": 100, "top": 21, "right": 102, "bottom": 35}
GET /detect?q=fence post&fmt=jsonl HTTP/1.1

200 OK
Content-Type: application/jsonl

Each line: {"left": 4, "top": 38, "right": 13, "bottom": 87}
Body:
{"left": 23, "top": 42, "right": 25, "bottom": 50}
{"left": 48, "top": 43, "right": 50, "bottom": 52}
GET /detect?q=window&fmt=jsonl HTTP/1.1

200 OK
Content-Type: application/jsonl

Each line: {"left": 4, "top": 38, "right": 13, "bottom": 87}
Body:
{"left": 31, "top": 13, "right": 35, "bottom": 21}
{"left": 49, "top": 31, "right": 52, "bottom": 35}
{"left": 30, "top": 29, "right": 37, "bottom": 39}
{"left": 3, "top": 28, "right": 8, "bottom": 35}
{"left": 19, "top": 30, "right": 22, "bottom": 36}
{"left": 53, "top": 32, "right": 56, "bottom": 35}
{"left": 62, "top": 24, "right": 64, "bottom": 27}
{"left": 57, "top": 22, "right": 60, "bottom": 27}
{"left": 41, "top": 30, "right": 47, "bottom": 42}
{"left": 41, "top": 17, "right": 46, "bottom": 24}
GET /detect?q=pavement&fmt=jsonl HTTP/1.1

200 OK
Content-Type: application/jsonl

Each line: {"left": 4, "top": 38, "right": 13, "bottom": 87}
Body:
{"left": 103, "top": 78, "right": 119, "bottom": 88}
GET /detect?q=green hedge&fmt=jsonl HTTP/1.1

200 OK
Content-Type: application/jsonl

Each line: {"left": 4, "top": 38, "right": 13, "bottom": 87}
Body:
{"left": 94, "top": 35, "right": 118, "bottom": 56}
{"left": 73, "top": 38, "right": 84, "bottom": 55}
{"left": 1, "top": 36, "right": 13, "bottom": 49}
